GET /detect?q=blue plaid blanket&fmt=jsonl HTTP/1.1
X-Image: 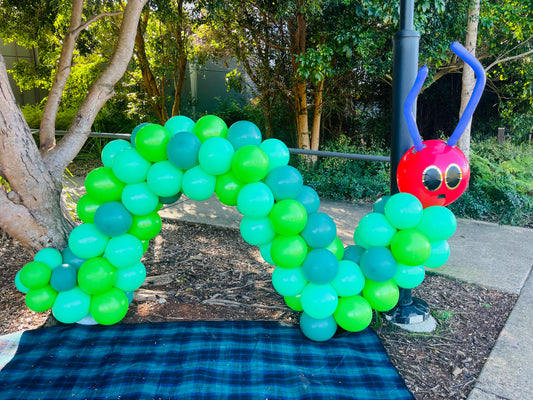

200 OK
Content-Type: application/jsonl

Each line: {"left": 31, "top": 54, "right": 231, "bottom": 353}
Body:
{"left": 0, "top": 321, "right": 413, "bottom": 400}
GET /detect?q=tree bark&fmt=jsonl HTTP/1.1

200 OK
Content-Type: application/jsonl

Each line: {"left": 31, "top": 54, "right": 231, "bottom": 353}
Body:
{"left": 0, "top": 0, "right": 147, "bottom": 252}
{"left": 310, "top": 78, "right": 324, "bottom": 152}
{"left": 457, "top": 0, "right": 480, "bottom": 160}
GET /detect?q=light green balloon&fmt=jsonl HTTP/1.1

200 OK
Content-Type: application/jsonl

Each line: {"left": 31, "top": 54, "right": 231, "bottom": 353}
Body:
{"left": 114, "top": 262, "right": 147, "bottom": 291}
{"left": 272, "top": 266, "right": 308, "bottom": 297}
{"left": 356, "top": 212, "right": 397, "bottom": 247}
{"left": 333, "top": 295, "right": 373, "bottom": 332}
{"left": 300, "top": 283, "right": 338, "bottom": 319}
{"left": 34, "top": 248, "right": 63, "bottom": 270}
{"left": 147, "top": 160, "right": 183, "bottom": 198}
{"left": 331, "top": 260, "right": 365, "bottom": 297}
{"left": 52, "top": 286, "right": 91, "bottom": 324}
{"left": 101, "top": 139, "right": 132, "bottom": 167}
{"left": 353, "top": 227, "right": 371, "bottom": 249}
{"left": 384, "top": 192, "right": 423, "bottom": 230}
{"left": 111, "top": 147, "right": 151, "bottom": 184}
{"left": 416, "top": 206, "right": 457, "bottom": 241}
{"left": 239, "top": 216, "right": 276, "bottom": 246}
{"left": 259, "top": 242, "right": 275, "bottom": 265}
{"left": 181, "top": 165, "right": 216, "bottom": 201}
{"left": 198, "top": 137, "right": 234, "bottom": 176}
{"left": 121, "top": 182, "right": 160, "bottom": 216}
{"left": 104, "top": 234, "right": 144, "bottom": 269}
{"left": 393, "top": 264, "right": 425, "bottom": 289}
{"left": 260, "top": 138, "right": 290, "bottom": 172}
{"left": 270, "top": 235, "right": 308, "bottom": 269}
{"left": 425, "top": 240, "right": 450, "bottom": 268}
{"left": 68, "top": 223, "right": 109, "bottom": 259}
{"left": 237, "top": 182, "right": 274, "bottom": 218}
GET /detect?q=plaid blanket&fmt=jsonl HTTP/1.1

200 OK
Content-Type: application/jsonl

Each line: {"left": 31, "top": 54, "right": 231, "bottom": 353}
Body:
{"left": 0, "top": 321, "right": 413, "bottom": 400}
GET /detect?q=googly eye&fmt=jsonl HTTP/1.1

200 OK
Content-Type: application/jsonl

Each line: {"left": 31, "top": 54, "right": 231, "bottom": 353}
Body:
{"left": 423, "top": 166, "right": 443, "bottom": 191}
{"left": 445, "top": 164, "right": 462, "bottom": 190}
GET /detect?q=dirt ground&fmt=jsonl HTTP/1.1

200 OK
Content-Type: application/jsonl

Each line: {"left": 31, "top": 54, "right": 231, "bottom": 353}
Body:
{"left": 0, "top": 218, "right": 517, "bottom": 400}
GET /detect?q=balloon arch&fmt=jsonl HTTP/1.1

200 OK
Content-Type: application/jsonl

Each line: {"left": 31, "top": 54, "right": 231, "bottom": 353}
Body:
{"left": 15, "top": 115, "right": 456, "bottom": 341}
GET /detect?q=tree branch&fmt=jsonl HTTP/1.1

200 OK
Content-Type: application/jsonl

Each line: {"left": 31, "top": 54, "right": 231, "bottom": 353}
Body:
{"left": 44, "top": 0, "right": 148, "bottom": 177}
{"left": 485, "top": 48, "right": 533, "bottom": 72}
{"left": 73, "top": 11, "right": 124, "bottom": 35}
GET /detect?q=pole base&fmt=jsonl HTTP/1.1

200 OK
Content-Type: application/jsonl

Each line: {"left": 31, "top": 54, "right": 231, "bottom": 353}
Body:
{"left": 385, "top": 296, "right": 430, "bottom": 325}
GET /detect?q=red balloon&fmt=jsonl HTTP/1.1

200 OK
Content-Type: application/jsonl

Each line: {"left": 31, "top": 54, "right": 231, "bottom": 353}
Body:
{"left": 396, "top": 140, "right": 470, "bottom": 208}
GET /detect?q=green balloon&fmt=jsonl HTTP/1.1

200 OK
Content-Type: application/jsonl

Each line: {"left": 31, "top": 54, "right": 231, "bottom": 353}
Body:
{"left": 111, "top": 147, "right": 152, "bottom": 184}
{"left": 76, "top": 194, "right": 103, "bottom": 223}
{"left": 390, "top": 229, "right": 431, "bottom": 266}
{"left": 362, "top": 279, "right": 400, "bottom": 312}
{"left": 393, "top": 264, "right": 425, "bottom": 289}
{"left": 68, "top": 223, "right": 110, "bottom": 259}
{"left": 78, "top": 257, "right": 116, "bottom": 295}
{"left": 425, "top": 240, "right": 450, "bottom": 268}
{"left": 181, "top": 165, "right": 216, "bottom": 201}
{"left": 90, "top": 288, "right": 129, "bottom": 325}
{"left": 19, "top": 261, "right": 52, "bottom": 290}
{"left": 356, "top": 212, "right": 397, "bottom": 247}
{"left": 192, "top": 115, "right": 228, "bottom": 142}
{"left": 25, "top": 285, "right": 57, "bottom": 312}
{"left": 135, "top": 124, "right": 172, "bottom": 162}
{"left": 416, "top": 206, "right": 457, "bottom": 241}
{"left": 121, "top": 182, "right": 160, "bottom": 216}
{"left": 333, "top": 295, "right": 373, "bottom": 332}
{"left": 300, "top": 283, "right": 338, "bottom": 319}
{"left": 104, "top": 233, "right": 144, "bottom": 269}
{"left": 128, "top": 211, "right": 162, "bottom": 240}
{"left": 331, "top": 260, "right": 365, "bottom": 297}
{"left": 269, "top": 199, "right": 308, "bottom": 236}
{"left": 239, "top": 216, "right": 276, "bottom": 246}
{"left": 231, "top": 145, "right": 269, "bottom": 183}
{"left": 114, "top": 261, "right": 146, "bottom": 291}
{"left": 215, "top": 172, "right": 245, "bottom": 206}
{"left": 52, "top": 286, "right": 91, "bottom": 324}
{"left": 198, "top": 137, "right": 234, "bottom": 175}
{"left": 325, "top": 237, "right": 345, "bottom": 261}
{"left": 34, "top": 248, "right": 63, "bottom": 270}
{"left": 384, "top": 192, "right": 423, "bottom": 230}
{"left": 147, "top": 160, "right": 183, "bottom": 198}
{"left": 270, "top": 235, "right": 308, "bottom": 269}
{"left": 284, "top": 295, "right": 303, "bottom": 311}
{"left": 271, "top": 266, "right": 308, "bottom": 297}
{"left": 85, "top": 167, "right": 125, "bottom": 203}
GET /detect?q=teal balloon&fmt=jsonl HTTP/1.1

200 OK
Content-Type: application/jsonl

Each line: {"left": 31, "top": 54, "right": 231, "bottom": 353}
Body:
{"left": 131, "top": 122, "right": 152, "bottom": 147}
{"left": 239, "top": 216, "right": 275, "bottom": 246}
{"left": 394, "top": 264, "right": 425, "bottom": 289}
{"left": 167, "top": 131, "right": 201, "bottom": 170}
{"left": 112, "top": 147, "right": 151, "bottom": 184}
{"left": 68, "top": 223, "right": 109, "bottom": 259}
{"left": 296, "top": 186, "right": 320, "bottom": 215}
{"left": 181, "top": 165, "right": 216, "bottom": 201}
{"left": 359, "top": 246, "right": 398, "bottom": 283}
{"left": 226, "top": 120, "right": 262, "bottom": 150}
{"left": 104, "top": 233, "right": 144, "bottom": 269}
{"left": 85, "top": 167, "right": 125, "bottom": 203}
{"left": 417, "top": 206, "right": 457, "bottom": 241}
{"left": 237, "top": 182, "right": 274, "bottom": 218}
{"left": 425, "top": 240, "right": 450, "bottom": 268}
{"left": 300, "top": 283, "right": 338, "bottom": 319}
{"left": 356, "top": 212, "right": 397, "bottom": 247}
{"left": 160, "top": 192, "right": 182, "bottom": 205}
{"left": 76, "top": 194, "right": 103, "bottom": 224}
{"left": 62, "top": 247, "right": 86, "bottom": 269}
{"left": 94, "top": 201, "right": 133, "bottom": 237}
{"left": 299, "top": 313, "right": 337, "bottom": 342}
{"left": 121, "top": 182, "right": 159, "bottom": 216}
{"left": 333, "top": 295, "right": 373, "bottom": 332}
{"left": 15, "top": 270, "right": 29, "bottom": 293}
{"left": 301, "top": 249, "right": 339, "bottom": 285}
{"left": 331, "top": 260, "right": 366, "bottom": 297}
{"left": 50, "top": 264, "right": 78, "bottom": 292}
{"left": 372, "top": 195, "right": 390, "bottom": 214}
{"left": 271, "top": 266, "right": 308, "bottom": 297}
{"left": 34, "top": 248, "right": 62, "bottom": 270}
{"left": 260, "top": 138, "right": 290, "bottom": 172}
{"left": 114, "top": 261, "right": 146, "bottom": 291}
{"left": 198, "top": 137, "right": 235, "bottom": 176}
{"left": 102, "top": 140, "right": 132, "bottom": 167}
{"left": 384, "top": 192, "right": 423, "bottom": 230}
{"left": 147, "top": 161, "right": 183, "bottom": 197}
{"left": 231, "top": 145, "right": 270, "bottom": 183}
{"left": 301, "top": 212, "right": 337, "bottom": 249}
{"left": 264, "top": 165, "right": 303, "bottom": 200}
{"left": 390, "top": 229, "right": 431, "bottom": 266}
{"left": 259, "top": 242, "right": 275, "bottom": 265}
{"left": 164, "top": 115, "right": 195, "bottom": 135}
{"left": 52, "top": 286, "right": 91, "bottom": 324}
{"left": 362, "top": 280, "right": 400, "bottom": 312}
{"left": 343, "top": 245, "right": 365, "bottom": 264}
{"left": 192, "top": 115, "right": 228, "bottom": 142}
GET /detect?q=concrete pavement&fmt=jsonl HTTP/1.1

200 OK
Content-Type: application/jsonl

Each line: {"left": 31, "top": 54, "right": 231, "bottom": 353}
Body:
{"left": 62, "top": 179, "right": 533, "bottom": 400}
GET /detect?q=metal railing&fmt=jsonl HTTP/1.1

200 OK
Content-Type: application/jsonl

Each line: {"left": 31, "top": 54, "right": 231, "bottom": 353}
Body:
{"left": 32, "top": 129, "right": 391, "bottom": 163}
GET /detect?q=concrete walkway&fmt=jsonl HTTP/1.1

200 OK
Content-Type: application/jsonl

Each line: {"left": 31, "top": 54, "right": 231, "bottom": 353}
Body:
{"left": 63, "top": 179, "right": 533, "bottom": 400}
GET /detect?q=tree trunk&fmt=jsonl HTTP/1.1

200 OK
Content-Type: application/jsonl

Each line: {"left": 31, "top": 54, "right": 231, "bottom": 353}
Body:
{"left": 0, "top": 0, "right": 147, "bottom": 253}
{"left": 171, "top": 53, "right": 187, "bottom": 117}
{"left": 261, "top": 97, "right": 274, "bottom": 139}
{"left": 457, "top": 0, "right": 480, "bottom": 160}
{"left": 310, "top": 79, "right": 324, "bottom": 152}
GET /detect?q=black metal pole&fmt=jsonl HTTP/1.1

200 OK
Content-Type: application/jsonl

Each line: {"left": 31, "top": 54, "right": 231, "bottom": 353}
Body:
{"left": 387, "top": 0, "right": 430, "bottom": 325}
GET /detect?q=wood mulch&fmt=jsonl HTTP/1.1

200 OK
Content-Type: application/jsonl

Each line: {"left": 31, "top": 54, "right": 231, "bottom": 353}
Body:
{"left": 0, "top": 220, "right": 517, "bottom": 400}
